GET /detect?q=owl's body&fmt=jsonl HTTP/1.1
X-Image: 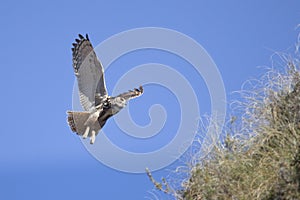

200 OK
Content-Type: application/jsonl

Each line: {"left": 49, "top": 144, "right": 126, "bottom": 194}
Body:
{"left": 67, "top": 34, "right": 143, "bottom": 144}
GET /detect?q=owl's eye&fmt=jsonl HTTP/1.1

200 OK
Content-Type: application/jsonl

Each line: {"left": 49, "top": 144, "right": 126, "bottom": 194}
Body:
{"left": 103, "top": 101, "right": 110, "bottom": 108}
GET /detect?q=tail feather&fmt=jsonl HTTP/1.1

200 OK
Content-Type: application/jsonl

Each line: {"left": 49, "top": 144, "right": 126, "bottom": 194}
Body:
{"left": 67, "top": 111, "right": 77, "bottom": 132}
{"left": 66, "top": 111, "right": 92, "bottom": 135}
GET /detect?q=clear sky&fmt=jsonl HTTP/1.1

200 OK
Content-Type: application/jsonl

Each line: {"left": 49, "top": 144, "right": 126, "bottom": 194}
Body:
{"left": 1, "top": 1, "right": 300, "bottom": 199}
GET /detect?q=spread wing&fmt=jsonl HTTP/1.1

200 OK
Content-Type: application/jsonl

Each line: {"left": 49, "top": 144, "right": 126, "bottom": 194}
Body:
{"left": 72, "top": 34, "right": 107, "bottom": 111}
{"left": 117, "top": 86, "right": 144, "bottom": 101}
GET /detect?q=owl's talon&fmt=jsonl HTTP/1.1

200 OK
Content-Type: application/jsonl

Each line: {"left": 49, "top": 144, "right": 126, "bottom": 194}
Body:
{"left": 90, "top": 130, "right": 96, "bottom": 144}
{"left": 83, "top": 126, "right": 90, "bottom": 139}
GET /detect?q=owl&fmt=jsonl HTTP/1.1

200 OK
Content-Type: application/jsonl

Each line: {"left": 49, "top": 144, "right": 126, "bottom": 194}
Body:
{"left": 67, "top": 34, "right": 143, "bottom": 144}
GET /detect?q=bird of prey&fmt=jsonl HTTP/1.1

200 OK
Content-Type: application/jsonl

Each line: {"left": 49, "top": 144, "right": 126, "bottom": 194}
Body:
{"left": 67, "top": 34, "right": 143, "bottom": 144}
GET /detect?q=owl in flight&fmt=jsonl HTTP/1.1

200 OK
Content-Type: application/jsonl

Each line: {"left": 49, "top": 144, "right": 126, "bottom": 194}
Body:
{"left": 67, "top": 34, "right": 143, "bottom": 144}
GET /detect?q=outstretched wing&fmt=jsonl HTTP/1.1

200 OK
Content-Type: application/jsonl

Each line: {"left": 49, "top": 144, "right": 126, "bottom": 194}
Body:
{"left": 117, "top": 86, "right": 144, "bottom": 101}
{"left": 72, "top": 34, "right": 107, "bottom": 111}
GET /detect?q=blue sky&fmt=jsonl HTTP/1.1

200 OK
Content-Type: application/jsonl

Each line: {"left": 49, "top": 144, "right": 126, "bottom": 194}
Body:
{"left": 1, "top": 1, "right": 300, "bottom": 199}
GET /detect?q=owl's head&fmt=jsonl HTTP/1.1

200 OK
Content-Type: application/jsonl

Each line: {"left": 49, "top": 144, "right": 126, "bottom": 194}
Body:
{"left": 110, "top": 96, "right": 127, "bottom": 114}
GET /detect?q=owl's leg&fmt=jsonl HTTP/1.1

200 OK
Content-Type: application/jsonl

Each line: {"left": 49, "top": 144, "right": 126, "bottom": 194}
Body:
{"left": 82, "top": 126, "right": 90, "bottom": 139}
{"left": 90, "top": 130, "right": 96, "bottom": 144}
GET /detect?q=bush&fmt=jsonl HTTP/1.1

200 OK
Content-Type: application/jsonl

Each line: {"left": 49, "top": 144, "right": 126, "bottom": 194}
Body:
{"left": 147, "top": 44, "right": 300, "bottom": 200}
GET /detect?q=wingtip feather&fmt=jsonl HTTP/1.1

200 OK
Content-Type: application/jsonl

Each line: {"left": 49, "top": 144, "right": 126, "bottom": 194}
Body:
{"left": 78, "top": 34, "right": 84, "bottom": 39}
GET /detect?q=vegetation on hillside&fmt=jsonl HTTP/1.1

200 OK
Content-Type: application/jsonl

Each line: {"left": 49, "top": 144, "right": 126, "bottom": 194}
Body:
{"left": 147, "top": 38, "right": 300, "bottom": 199}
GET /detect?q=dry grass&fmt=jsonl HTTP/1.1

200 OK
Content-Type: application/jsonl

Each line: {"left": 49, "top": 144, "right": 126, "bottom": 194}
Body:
{"left": 147, "top": 48, "right": 300, "bottom": 199}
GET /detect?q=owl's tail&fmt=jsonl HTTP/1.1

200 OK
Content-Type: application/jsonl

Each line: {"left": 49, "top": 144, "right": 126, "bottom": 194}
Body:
{"left": 66, "top": 111, "right": 91, "bottom": 135}
{"left": 67, "top": 111, "right": 76, "bottom": 132}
